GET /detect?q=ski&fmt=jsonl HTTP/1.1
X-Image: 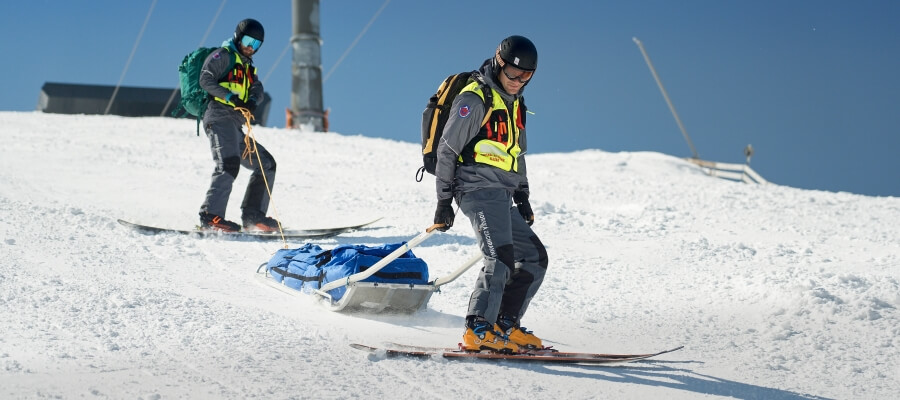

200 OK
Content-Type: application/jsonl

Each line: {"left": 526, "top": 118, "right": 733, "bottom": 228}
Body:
{"left": 383, "top": 342, "right": 559, "bottom": 354}
{"left": 350, "top": 343, "right": 683, "bottom": 364}
{"left": 117, "top": 218, "right": 380, "bottom": 241}
{"left": 382, "top": 342, "right": 685, "bottom": 359}
{"left": 284, "top": 217, "right": 383, "bottom": 234}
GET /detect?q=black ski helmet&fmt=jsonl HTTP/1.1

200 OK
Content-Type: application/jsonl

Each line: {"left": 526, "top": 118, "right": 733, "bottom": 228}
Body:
{"left": 234, "top": 18, "right": 265, "bottom": 48}
{"left": 495, "top": 35, "right": 537, "bottom": 71}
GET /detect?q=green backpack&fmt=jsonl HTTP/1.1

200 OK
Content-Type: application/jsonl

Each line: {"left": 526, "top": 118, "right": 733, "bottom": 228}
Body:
{"left": 172, "top": 47, "right": 234, "bottom": 134}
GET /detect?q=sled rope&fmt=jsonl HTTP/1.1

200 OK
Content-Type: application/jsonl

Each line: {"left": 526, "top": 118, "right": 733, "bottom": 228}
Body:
{"left": 238, "top": 108, "right": 257, "bottom": 164}
{"left": 237, "top": 107, "right": 287, "bottom": 247}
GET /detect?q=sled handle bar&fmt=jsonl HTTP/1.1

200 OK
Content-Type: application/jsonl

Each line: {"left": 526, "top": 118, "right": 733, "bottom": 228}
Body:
{"left": 316, "top": 224, "right": 444, "bottom": 293}
{"left": 431, "top": 253, "right": 483, "bottom": 288}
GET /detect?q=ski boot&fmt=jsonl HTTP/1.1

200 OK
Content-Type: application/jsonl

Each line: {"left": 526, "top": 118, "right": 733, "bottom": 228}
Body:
{"left": 496, "top": 314, "right": 543, "bottom": 350}
{"left": 461, "top": 317, "right": 518, "bottom": 353}
{"left": 242, "top": 214, "right": 280, "bottom": 232}
{"left": 199, "top": 212, "right": 241, "bottom": 232}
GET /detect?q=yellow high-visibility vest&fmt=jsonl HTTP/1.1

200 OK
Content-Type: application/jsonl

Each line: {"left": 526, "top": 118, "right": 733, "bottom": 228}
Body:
{"left": 458, "top": 82, "right": 523, "bottom": 172}
{"left": 213, "top": 49, "right": 257, "bottom": 106}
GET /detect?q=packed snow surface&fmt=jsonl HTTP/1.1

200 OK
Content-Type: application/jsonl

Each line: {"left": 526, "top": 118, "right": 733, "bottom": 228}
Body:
{"left": 1, "top": 112, "right": 898, "bottom": 399}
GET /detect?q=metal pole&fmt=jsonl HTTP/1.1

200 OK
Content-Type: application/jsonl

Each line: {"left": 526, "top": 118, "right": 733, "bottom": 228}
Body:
{"left": 632, "top": 37, "right": 699, "bottom": 159}
{"left": 431, "top": 253, "right": 483, "bottom": 288}
{"left": 291, "top": 0, "right": 325, "bottom": 131}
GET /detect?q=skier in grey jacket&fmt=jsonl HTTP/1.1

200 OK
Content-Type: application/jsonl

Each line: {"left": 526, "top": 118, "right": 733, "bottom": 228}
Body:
{"left": 433, "top": 35, "right": 548, "bottom": 353}
{"left": 198, "top": 18, "right": 279, "bottom": 233}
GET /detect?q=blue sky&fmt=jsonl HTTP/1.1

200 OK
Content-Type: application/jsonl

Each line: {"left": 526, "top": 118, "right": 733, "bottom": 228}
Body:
{"left": 6, "top": 0, "right": 900, "bottom": 197}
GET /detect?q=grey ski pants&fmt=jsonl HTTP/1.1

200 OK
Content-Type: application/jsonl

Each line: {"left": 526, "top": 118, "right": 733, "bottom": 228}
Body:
{"left": 200, "top": 119, "right": 276, "bottom": 219}
{"left": 458, "top": 188, "right": 548, "bottom": 325}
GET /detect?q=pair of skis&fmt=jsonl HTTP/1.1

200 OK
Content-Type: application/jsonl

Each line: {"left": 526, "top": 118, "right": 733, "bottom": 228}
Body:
{"left": 117, "top": 217, "right": 382, "bottom": 241}
{"left": 122, "top": 218, "right": 682, "bottom": 365}
{"left": 351, "top": 343, "right": 684, "bottom": 365}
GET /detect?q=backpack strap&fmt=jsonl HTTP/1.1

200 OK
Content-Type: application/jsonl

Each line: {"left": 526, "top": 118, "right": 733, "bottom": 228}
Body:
{"left": 480, "top": 91, "right": 493, "bottom": 127}
{"left": 470, "top": 73, "right": 494, "bottom": 127}
{"left": 472, "top": 72, "right": 494, "bottom": 126}
{"left": 195, "top": 95, "right": 211, "bottom": 136}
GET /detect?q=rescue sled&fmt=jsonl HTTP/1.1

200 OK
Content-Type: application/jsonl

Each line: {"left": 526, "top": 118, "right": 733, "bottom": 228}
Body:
{"left": 255, "top": 224, "right": 481, "bottom": 313}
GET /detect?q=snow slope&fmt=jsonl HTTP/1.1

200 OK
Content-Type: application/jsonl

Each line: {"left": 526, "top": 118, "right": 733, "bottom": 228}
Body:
{"left": 1, "top": 111, "right": 897, "bottom": 399}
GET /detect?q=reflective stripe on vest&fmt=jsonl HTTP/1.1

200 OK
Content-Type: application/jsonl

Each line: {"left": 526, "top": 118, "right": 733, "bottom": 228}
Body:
{"left": 459, "top": 82, "right": 522, "bottom": 172}
{"left": 213, "top": 49, "right": 256, "bottom": 106}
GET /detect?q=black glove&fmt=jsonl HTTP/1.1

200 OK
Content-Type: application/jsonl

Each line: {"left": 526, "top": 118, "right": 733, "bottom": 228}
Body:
{"left": 228, "top": 93, "right": 249, "bottom": 109}
{"left": 433, "top": 198, "right": 455, "bottom": 231}
{"left": 513, "top": 190, "right": 534, "bottom": 226}
{"left": 231, "top": 98, "right": 248, "bottom": 109}
{"left": 245, "top": 97, "right": 258, "bottom": 112}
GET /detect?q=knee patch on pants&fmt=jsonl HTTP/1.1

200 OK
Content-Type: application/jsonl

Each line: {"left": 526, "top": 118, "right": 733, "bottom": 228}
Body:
{"left": 264, "top": 153, "right": 277, "bottom": 172}
{"left": 497, "top": 244, "right": 515, "bottom": 272}
{"left": 222, "top": 156, "right": 240, "bottom": 178}
{"left": 530, "top": 236, "right": 549, "bottom": 269}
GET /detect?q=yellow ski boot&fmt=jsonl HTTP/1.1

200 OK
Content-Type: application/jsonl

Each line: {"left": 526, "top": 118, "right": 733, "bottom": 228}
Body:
{"left": 496, "top": 315, "right": 543, "bottom": 349}
{"left": 461, "top": 318, "right": 519, "bottom": 353}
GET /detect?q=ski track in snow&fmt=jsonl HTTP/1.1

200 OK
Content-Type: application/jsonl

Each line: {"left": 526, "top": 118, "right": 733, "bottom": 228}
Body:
{"left": 1, "top": 112, "right": 898, "bottom": 399}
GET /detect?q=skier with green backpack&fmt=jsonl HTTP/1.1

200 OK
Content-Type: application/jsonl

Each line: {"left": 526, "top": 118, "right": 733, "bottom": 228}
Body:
{"left": 190, "top": 18, "right": 279, "bottom": 233}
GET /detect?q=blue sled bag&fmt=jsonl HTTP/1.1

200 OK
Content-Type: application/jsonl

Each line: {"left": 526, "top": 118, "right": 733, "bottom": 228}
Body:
{"left": 265, "top": 243, "right": 329, "bottom": 292}
{"left": 265, "top": 242, "right": 429, "bottom": 301}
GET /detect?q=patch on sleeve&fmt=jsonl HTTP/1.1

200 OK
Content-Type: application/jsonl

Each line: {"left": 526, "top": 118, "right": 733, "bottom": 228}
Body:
{"left": 458, "top": 105, "right": 470, "bottom": 118}
{"left": 212, "top": 52, "right": 221, "bottom": 59}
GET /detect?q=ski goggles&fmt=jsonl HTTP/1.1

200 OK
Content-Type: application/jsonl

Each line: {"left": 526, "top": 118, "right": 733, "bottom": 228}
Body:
{"left": 241, "top": 35, "right": 262, "bottom": 51}
{"left": 502, "top": 64, "right": 534, "bottom": 83}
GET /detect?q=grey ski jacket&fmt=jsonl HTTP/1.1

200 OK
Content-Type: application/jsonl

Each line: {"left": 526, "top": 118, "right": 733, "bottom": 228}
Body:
{"left": 434, "top": 60, "right": 530, "bottom": 202}
{"left": 199, "top": 40, "right": 264, "bottom": 126}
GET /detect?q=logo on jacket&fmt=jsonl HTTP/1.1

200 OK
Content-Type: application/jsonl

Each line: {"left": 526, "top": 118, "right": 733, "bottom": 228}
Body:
{"left": 459, "top": 105, "right": 470, "bottom": 118}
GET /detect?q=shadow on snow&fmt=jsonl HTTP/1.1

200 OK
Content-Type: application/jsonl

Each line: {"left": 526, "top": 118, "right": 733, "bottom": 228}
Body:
{"left": 527, "top": 361, "right": 831, "bottom": 400}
